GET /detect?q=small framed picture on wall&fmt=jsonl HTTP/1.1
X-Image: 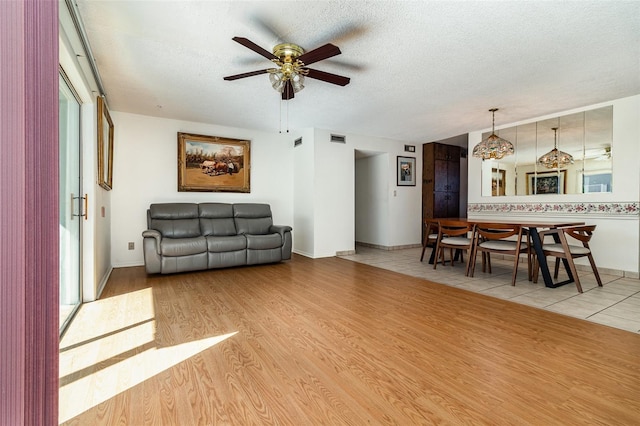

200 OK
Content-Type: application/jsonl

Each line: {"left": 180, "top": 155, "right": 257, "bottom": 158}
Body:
{"left": 397, "top": 156, "right": 416, "bottom": 186}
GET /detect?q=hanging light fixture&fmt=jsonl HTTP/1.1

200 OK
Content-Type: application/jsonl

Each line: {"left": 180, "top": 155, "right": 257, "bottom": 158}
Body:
{"left": 267, "top": 43, "right": 307, "bottom": 96}
{"left": 537, "top": 127, "right": 574, "bottom": 169}
{"left": 472, "top": 108, "right": 514, "bottom": 160}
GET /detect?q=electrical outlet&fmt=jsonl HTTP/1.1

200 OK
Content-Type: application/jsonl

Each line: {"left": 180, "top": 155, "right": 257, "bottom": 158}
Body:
{"left": 128, "top": 242, "right": 135, "bottom": 250}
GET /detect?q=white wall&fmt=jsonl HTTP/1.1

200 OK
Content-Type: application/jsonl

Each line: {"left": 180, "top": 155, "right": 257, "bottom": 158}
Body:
{"left": 355, "top": 153, "right": 389, "bottom": 246}
{"left": 110, "top": 114, "right": 423, "bottom": 264}
{"left": 292, "top": 128, "right": 315, "bottom": 257}
{"left": 110, "top": 112, "right": 293, "bottom": 267}
{"left": 306, "top": 129, "right": 422, "bottom": 258}
{"left": 467, "top": 95, "right": 640, "bottom": 275}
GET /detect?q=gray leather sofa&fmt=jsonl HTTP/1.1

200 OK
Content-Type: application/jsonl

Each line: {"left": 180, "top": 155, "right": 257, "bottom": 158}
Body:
{"left": 142, "top": 202, "right": 292, "bottom": 274}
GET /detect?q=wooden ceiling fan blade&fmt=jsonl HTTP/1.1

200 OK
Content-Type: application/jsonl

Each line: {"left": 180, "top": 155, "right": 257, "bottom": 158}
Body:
{"left": 223, "top": 69, "right": 270, "bottom": 81}
{"left": 304, "top": 68, "right": 350, "bottom": 86}
{"left": 282, "top": 80, "right": 295, "bottom": 100}
{"left": 232, "top": 36, "right": 279, "bottom": 61}
{"left": 297, "top": 43, "right": 341, "bottom": 66}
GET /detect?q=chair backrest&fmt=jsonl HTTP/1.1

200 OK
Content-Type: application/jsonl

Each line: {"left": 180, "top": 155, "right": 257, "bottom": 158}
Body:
{"left": 474, "top": 223, "right": 522, "bottom": 242}
{"left": 424, "top": 220, "right": 439, "bottom": 240}
{"left": 438, "top": 220, "right": 473, "bottom": 238}
{"left": 560, "top": 225, "right": 596, "bottom": 245}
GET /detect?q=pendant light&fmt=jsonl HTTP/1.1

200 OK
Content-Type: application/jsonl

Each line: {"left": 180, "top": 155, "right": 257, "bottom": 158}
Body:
{"left": 537, "top": 127, "right": 574, "bottom": 169}
{"left": 472, "top": 108, "right": 515, "bottom": 160}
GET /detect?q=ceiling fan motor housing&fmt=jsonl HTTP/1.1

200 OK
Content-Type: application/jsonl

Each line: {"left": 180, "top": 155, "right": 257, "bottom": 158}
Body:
{"left": 273, "top": 43, "right": 305, "bottom": 62}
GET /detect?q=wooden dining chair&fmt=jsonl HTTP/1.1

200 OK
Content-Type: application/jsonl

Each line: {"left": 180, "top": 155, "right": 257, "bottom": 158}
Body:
{"left": 433, "top": 220, "right": 474, "bottom": 275}
{"left": 419, "top": 220, "right": 439, "bottom": 262}
{"left": 533, "top": 225, "right": 602, "bottom": 293}
{"left": 469, "top": 223, "right": 530, "bottom": 286}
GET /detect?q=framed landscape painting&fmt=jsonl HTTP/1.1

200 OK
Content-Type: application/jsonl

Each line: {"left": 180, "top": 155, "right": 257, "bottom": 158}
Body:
{"left": 97, "top": 96, "right": 114, "bottom": 190}
{"left": 177, "top": 133, "right": 250, "bottom": 192}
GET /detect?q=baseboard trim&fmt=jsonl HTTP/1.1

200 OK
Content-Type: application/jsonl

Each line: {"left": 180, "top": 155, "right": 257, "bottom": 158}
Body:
{"left": 355, "top": 242, "right": 422, "bottom": 251}
{"left": 95, "top": 266, "right": 113, "bottom": 300}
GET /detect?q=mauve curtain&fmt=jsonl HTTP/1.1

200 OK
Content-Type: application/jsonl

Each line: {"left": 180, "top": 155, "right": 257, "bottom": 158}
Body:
{"left": 1, "top": 0, "right": 59, "bottom": 425}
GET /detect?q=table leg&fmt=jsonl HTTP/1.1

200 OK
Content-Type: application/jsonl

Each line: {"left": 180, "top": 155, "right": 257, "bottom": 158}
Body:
{"left": 428, "top": 244, "right": 436, "bottom": 264}
{"left": 530, "top": 227, "right": 574, "bottom": 288}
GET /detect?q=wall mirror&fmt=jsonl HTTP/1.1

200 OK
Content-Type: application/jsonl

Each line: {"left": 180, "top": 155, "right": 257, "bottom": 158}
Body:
{"left": 480, "top": 105, "right": 613, "bottom": 196}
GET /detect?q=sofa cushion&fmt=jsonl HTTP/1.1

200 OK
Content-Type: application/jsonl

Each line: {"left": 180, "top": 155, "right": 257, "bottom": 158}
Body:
{"left": 246, "top": 233, "right": 282, "bottom": 250}
{"left": 199, "top": 203, "right": 236, "bottom": 236}
{"left": 149, "top": 203, "right": 200, "bottom": 238}
{"left": 160, "top": 237, "right": 207, "bottom": 257}
{"left": 234, "top": 203, "right": 273, "bottom": 235}
{"left": 206, "top": 235, "right": 246, "bottom": 253}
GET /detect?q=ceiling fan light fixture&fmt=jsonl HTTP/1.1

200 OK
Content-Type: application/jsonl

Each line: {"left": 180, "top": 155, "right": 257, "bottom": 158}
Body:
{"left": 269, "top": 71, "right": 285, "bottom": 92}
{"left": 472, "top": 108, "right": 514, "bottom": 160}
{"left": 538, "top": 127, "right": 574, "bottom": 169}
{"left": 291, "top": 72, "right": 305, "bottom": 93}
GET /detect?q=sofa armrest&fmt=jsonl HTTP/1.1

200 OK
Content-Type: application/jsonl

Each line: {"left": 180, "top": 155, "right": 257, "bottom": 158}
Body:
{"left": 142, "top": 229, "right": 162, "bottom": 254}
{"left": 142, "top": 229, "right": 163, "bottom": 274}
{"left": 270, "top": 225, "right": 292, "bottom": 237}
{"left": 270, "top": 225, "right": 293, "bottom": 260}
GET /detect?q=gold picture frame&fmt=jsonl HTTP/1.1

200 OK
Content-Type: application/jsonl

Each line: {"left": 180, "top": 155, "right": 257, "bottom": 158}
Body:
{"left": 177, "top": 132, "right": 251, "bottom": 192}
{"left": 97, "top": 96, "right": 114, "bottom": 190}
{"left": 491, "top": 168, "right": 506, "bottom": 196}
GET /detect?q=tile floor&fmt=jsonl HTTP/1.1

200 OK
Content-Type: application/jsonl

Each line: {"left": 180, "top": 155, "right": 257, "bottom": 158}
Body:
{"left": 339, "top": 245, "right": 640, "bottom": 334}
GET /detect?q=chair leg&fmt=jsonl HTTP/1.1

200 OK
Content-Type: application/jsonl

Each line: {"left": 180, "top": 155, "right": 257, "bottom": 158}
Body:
{"left": 464, "top": 248, "right": 473, "bottom": 276}
{"left": 587, "top": 254, "right": 603, "bottom": 287}
{"left": 468, "top": 244, "right": 479, "bottom": 277}
{"left": 565, "top": 257, "right": 583, "bottom": 293}
{"left": 511, "top": 255, "right": 519, "bottom": 286}
{"left": 420, "top": 242, "right": 428, "bottom": 262}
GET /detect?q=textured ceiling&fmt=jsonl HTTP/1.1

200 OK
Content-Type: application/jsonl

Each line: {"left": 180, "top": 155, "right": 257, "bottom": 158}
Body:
{"left": 75, "top": 1, "right": 640, "bottom": 143}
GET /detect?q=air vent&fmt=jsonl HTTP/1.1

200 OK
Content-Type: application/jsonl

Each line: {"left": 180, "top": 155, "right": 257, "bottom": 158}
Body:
{"left": 294, "top": 137, "right": 302, "bottom": 147}
{"left": 330, "top": 134, "right": 346, "bottom": 144}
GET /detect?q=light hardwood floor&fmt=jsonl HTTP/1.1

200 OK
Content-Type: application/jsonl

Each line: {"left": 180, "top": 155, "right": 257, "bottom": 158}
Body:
{"left": 60, "top": 255, "right": 640, "bottom": 425}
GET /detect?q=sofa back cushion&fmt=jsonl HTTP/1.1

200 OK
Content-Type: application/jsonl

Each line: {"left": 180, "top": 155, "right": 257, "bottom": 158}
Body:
{"left": 234, "top": 203, "right": 273, "bottom": 235}
{"left": 148, "top": 203, "right": 200, "bottom": 238}
{"left": 199, "top": 203, "right": 237, "bottom": 236}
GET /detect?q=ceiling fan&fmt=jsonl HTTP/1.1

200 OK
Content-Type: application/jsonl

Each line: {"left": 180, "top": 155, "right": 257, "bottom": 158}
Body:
{"left": 223, "top": 37, "right": 350, "bottom": 100}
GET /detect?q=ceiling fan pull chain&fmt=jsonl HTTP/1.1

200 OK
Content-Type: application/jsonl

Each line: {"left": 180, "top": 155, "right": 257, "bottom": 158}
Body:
{"left": 279, "top": 99, "right": 282, "bottom": 134}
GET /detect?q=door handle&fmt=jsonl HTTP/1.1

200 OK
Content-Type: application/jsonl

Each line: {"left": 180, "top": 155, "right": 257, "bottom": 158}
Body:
{"left": 71, "top": 193, "right": 88, "bottom": 220}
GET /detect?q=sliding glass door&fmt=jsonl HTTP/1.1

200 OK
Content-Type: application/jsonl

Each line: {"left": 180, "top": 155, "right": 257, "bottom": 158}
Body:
{"left": 59, "top": 72, "right": 82, "bottom": 333}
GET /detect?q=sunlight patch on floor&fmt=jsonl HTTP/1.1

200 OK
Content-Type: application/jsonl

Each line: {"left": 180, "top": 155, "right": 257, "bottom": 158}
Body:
{"left": 59, "top": 286, "right": 237, "bottom": 423}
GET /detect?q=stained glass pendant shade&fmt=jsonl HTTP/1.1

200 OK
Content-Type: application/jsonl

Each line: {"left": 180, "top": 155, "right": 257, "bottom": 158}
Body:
{"left": 472, "top": 108, "right": 515, "bottom": 160}
{"left": 538, "top": 127, "right": 574, "bottom": 169}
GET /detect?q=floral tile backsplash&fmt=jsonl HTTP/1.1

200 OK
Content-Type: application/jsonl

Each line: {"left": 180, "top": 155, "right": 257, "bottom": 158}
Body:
{"left": 468, "top": 202, "right": 639, "bottom": 216}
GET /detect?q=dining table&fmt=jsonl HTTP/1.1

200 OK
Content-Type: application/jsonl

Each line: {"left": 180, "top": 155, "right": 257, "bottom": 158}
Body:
{"left": 424, "top": 217, "right": 586, "bottom": 289}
